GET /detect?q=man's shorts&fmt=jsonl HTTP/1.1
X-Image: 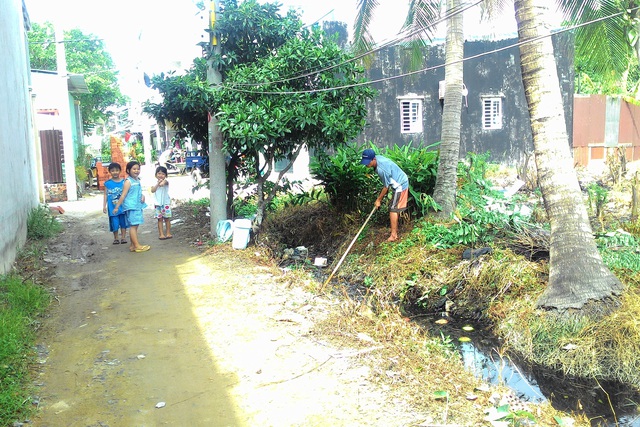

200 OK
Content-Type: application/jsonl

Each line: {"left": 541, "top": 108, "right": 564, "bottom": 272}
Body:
{"left": 109, "top": 213, "right": 128, "bottom": 233}
{"left": 389, "top": 188, "right": 408, "bottom": 213}
{"left": 154, "top": 205, "right": 172, "bottom": 219}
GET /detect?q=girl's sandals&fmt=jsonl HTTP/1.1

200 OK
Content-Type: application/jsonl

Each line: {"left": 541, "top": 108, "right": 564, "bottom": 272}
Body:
{"left": 132, "top": 245, "right": 151, "bottom": 253}
{"left": 120, "top": 239, "right": 127, "bottom": 244}
{"left": 113, "top": 239, "right": 120, "bottom": 245}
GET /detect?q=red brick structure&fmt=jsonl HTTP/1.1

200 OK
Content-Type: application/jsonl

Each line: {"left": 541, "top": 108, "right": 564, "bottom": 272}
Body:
{"left": 96, "top": 136, "right": 127, "bottom": 190}
{"left": 44, "top": 183, "right": 67, "bottom": 203}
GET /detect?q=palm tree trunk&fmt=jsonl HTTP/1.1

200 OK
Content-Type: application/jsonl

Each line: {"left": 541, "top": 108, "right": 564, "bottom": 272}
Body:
{"left": 432, "top": 0, "right": 464, "bottom": 216}
{"left": 514, "top": 0, "right": 623, "bottom": 312}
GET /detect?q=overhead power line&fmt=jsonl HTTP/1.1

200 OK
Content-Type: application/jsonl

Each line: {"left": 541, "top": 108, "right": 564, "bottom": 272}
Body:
{"left": 225, "top": 0, "right": 483, "bottom": 89}
{"left": 218, "top": 6, "right": 633, "bottom": 96}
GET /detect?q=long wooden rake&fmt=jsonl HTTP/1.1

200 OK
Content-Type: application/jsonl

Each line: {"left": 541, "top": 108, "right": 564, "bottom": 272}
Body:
{"left": 320, "top": 206, "right": 377, "bottom": 291}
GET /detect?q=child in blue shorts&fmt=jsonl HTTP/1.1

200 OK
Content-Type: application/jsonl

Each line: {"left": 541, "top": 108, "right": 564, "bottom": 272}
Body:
{"left": 103, "top": 162, "right": 128, "bottom": 244}
{"left": 112, "top": 161, "right": 150, "bottom": 252}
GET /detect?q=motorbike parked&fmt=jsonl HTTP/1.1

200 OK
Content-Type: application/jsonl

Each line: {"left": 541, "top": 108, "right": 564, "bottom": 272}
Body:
{"left": 186, "top": 151, "right": 209, "bottom": 185}
{"left": 157, "top": 149, "right": 183, "bottom": 174}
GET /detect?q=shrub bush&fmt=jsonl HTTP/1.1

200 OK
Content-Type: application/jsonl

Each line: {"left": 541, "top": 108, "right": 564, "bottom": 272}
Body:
{"left": 310, "top": 143, "right": 440, "bottom": 216}
{"left": 383, "top": 143, "right": 439, "bottom": 216}
{"left": 310, "top": 145, "right": 377, "bottom": 214}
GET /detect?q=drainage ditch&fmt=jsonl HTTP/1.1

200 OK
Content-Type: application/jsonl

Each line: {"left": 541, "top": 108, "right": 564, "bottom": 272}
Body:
{"left": 420, "top": 318, "right": 640, "bottom": 426}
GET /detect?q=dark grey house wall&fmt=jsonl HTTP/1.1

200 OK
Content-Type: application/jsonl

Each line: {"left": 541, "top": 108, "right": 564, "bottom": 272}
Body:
{"left": 357, "top": 33, "right": 575, "bottom": 166}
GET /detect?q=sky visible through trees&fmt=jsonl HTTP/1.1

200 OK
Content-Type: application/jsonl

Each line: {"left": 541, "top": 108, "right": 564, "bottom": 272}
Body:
{"left": 23, "top": 0, "right": 550, "bottom": 100}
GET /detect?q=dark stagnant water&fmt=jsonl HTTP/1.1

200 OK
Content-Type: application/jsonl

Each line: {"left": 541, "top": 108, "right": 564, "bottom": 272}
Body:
{"left": 420, "top": 318, "right": 640, "bottom": 426}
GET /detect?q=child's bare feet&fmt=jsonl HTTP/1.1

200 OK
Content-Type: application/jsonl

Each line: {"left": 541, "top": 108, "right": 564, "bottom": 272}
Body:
{"left": 387, "top": 235, "right": 398, "bottom": 242}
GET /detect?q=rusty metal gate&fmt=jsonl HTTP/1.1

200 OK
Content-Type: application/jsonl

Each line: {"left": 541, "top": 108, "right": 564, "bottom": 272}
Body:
{"left": 40, "top": 129, "right": 64, "bottom": 183}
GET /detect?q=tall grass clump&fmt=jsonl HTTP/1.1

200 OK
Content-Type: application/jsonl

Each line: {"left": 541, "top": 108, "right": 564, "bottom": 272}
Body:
{"left": 496, "top": 288, "right": 640, "bottom": 386}
{"left": 27, "top": 205, "right": 62, "bottom": 240}
{"left": 0, "top": 275, "right": 50, "bottom": 425}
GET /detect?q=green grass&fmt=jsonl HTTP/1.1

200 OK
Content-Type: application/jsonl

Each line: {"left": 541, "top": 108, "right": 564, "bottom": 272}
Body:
{"left": 0, "top": 275, "right": 50, "bottom": 425}
{"left": 0, "top": 205, "right": 60, "bottom": 424}
{"left": 181, "top": 197, "right": 210, "bottom": 208}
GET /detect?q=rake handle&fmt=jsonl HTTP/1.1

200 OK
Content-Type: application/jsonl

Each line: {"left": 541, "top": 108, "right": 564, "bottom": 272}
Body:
{"left": 320, "top": 206, "right": 377, "bottom": 291}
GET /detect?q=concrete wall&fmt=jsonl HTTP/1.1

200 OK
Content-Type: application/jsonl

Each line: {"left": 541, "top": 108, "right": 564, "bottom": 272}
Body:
{"left": 0, "top": 0, "right": 40, "bottom": 273}
{"left": 357, "top": 33, "right": 575, "bottom": 167}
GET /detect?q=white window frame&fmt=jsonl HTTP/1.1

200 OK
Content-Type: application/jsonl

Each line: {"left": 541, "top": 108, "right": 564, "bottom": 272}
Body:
{"left": 482, "top": 96, "right": 503, "bottom": 130}
{"left": 397, "top": 95, "right": 424, "bottom": 134}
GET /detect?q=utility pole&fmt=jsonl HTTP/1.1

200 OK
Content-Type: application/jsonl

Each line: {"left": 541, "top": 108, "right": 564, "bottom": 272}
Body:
{"left": 207, "top": 0, "right": 227, "bottom": 237}
{"left": 54, "top": 23, "right": 78, "bottom": 201}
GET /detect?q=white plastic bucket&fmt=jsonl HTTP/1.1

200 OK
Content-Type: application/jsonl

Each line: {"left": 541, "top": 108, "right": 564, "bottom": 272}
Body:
{"left": 232, "top": 218, "right": 252, "bottom": 250}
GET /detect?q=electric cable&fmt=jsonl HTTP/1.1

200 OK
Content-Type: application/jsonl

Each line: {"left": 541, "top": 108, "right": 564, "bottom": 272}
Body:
{"left": 225, "top": 0, "right": 483, "bottom": 88}
{"left": 218, "top": 6, "right": 634, "bottom": 96}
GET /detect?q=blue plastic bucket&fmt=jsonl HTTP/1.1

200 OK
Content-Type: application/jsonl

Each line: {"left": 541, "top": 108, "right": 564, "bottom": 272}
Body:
{"left": 216, "top": 220, "right": 233, "bottom": 243}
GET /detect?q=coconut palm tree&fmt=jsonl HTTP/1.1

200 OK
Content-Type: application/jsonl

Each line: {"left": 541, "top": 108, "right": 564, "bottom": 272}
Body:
{"left": 432, "top": 0, "right": 464, "bottom": 216}
{"left": 355, "top": 0, "right": 625, "bottom": 315}
{"left": 354, "top": 0, "right": 462, "bottom": 216}
{"left": 512, "top": 0, "right": 623, "bottom": 312}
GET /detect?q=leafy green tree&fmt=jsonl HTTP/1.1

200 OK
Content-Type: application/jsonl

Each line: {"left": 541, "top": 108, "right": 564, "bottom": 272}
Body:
{"left": 143, "top": 58, "right": 210, "bottom": 144}
{"left": 145, "top": 0, "right": 374, "bottom": 226}
{"left": 27, "top": 22, "right": 126, "bottom": 134}
{"left": 145, "top": 0, "right": 304, "bottom": 215}
{"left": 206, "top": 0, "right": 303, "bottom": 76}
{"left": 216, "top": 25, "right": 376, "bottom": 227}
{"left": 28, "top": 22, "right": 56, "bottom": 70}
{"left": 145, "top": 0, "right": 304, "bottom": 144}
{"left": 322, "top": 21, "right": 349, "bottom": 49}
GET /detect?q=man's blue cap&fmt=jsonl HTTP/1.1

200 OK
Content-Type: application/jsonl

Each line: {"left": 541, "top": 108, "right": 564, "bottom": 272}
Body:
{"left": 360, "top": 149, "right": 376, "bottom": 165}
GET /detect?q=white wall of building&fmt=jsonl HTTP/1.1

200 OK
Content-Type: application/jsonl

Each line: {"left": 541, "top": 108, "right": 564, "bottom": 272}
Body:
{"left": 0, "top": 0, "right": 40, "bottom": 273}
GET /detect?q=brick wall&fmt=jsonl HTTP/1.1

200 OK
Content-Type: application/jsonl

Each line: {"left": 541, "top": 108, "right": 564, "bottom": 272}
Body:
{"left": 44, "top": 183, "right": 67, "bottom": 203}
{"left": 96, "top": 136, "right": 127, "bottom": 189}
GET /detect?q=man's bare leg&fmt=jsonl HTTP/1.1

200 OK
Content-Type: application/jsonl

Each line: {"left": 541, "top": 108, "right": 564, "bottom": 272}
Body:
{"left": 388, "top": 212, "right": 399, "bottom": 241}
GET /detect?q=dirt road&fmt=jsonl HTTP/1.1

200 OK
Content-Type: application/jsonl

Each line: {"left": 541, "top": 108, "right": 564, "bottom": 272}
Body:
{"left": 32, "top": 177, "right": 421, "bottom": 427}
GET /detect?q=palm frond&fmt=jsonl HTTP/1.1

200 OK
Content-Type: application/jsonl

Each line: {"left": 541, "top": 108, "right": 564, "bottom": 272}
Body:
{"left": 401, "top": 0, "right": 441, "bottom": 45}
{"left": 559, "top": 0, "right": 634, "bottom": 76}
{"left": 353, "top": 0, "right": 379, "bottom": 55}
{"left": 480, "top": 0, "right": 513, "bottom": 22}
